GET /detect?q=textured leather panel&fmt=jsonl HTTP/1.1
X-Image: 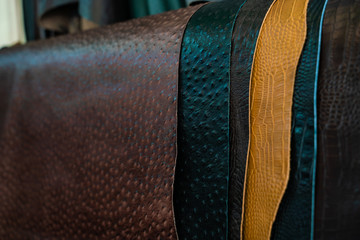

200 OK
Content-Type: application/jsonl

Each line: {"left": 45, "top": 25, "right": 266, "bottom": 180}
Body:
{"left": 229, "top": 0, "right": 273, "bottom": 239}
{"left": 174, "top": 1, "right": 246, "bottom": 239}
{"left": 0, "top": 6, "right": 202, "bottom": 239}
{"left": 241, "top": 0, "right": 309, "bottom": 239}
{"left": 271, "top": 0, "right": 328, "bottom": 239}
{"left": 315, "top": 0, "right": 360, "bottom": 239}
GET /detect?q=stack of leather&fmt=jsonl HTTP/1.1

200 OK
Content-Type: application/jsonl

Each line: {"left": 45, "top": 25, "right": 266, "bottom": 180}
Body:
{"left": 0, "top": 0, "right": 359, "bottom": 239}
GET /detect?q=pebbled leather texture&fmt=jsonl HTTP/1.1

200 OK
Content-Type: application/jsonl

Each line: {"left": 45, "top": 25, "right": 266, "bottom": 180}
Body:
{"left": 174, "top": 0, "right": 246, "bottom": 239}
{"left": 0, "top": 6, "right": 202, "bottom": 239}
{"left": 315, "top": 0, "right": 360, "bottom": 239}
{"left": 241, "top": 0, "right": 309, "bottom": 239}
{"left": 229, "top": 0, "right": 273, "bottom": 239}
{"left": 271, "top": 0, "right": 328, "bottom": 239}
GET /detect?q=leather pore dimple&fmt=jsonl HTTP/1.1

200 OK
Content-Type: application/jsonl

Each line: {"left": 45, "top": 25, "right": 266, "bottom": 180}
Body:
{"left": 241, "top": 0, "right": 309, "bottom": 239}
{"left": 0, "top": 5, "right": 202, "bottom": 240}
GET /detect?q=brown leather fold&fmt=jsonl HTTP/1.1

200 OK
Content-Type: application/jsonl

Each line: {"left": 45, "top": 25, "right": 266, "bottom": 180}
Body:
{"left": 0, "top": 5, "right": 202, "bottom": 239}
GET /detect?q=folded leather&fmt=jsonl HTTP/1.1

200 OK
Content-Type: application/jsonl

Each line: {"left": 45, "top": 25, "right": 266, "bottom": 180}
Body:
{"left": 0, "top": 6, "right": 202, "bottom": 239}
{"left": 241, "top": 0, "right": 309, "bottom": 239}
{"left": 271, "top": 0, "right": 328, "bottom": 239}
{"left": 229, "top": 0, "right": 273, "bottom": 239}
{"left": 315, "top": 0, "right": 360, "bottom": 239}
{"left": 174, "top": 0, "right": 246, "bottom": 239}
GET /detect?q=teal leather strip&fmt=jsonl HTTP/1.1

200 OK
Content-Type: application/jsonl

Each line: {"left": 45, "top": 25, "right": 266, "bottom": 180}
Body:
{"left": 271, "top": 0, "right": 328, "bottom": 239}
{"left": 174, "top": 1, "right": 246, "bottom": 239}
{"left": 312, "top": 0, "right": 328, "bottom": 238}
{"left": 228, "top": 0, "right": 273, "bottom": 239}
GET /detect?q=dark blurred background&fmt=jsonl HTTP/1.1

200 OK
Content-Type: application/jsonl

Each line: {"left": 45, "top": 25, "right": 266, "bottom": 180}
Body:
{"left": 0, "top": 0, "right": 219, "bottom": 48}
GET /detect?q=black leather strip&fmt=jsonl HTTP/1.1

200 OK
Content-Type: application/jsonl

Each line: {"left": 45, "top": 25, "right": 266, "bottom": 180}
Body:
{"left": 228, "top": 0, "right": 273, "bottom": 239}
{"left": 315, "top": 0, "right": 360, "bottom": 239}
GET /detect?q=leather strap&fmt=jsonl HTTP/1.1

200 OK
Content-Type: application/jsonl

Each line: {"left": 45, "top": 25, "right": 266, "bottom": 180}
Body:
{"left": 271, "top": 0, "right": 328, "bottom": 239}
{"left": 174, "top": 1, "right": 246, "bottom": 239}
{"left": 229, "top": 0, "right": 273, "bottom": 239}
{"left": 0, "top": 6, "right": 202, "bottom": 239}
{"left": 241, "top": 0, "right": 309, "bottom": 239}
{"left": 315, "top": 0, "right": 360, "bottom": 239}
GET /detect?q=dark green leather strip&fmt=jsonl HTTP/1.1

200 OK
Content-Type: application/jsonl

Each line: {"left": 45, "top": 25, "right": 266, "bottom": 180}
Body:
{"left": 271, "top": 0, "right": 328, "bottom": 239}
{"left": 174, "top": 1, "right": 246, "bottom": 239}
{"left": 228, "top": 0, "right": 273, "bottom": 239}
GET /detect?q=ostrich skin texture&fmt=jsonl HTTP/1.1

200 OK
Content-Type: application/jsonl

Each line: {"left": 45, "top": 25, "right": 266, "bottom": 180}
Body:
{"left": 0, "top": 6, "right": 202, "bottom": 239}
{"left": 229, "top": 0, "right": 273, "bottom": 239}
{"left": 271, "top": 0, "right": 328, "bottom": 239}
{"left": 173, "top": 0, "right": 246, "bottom": 239}
{"left": 241, "top": 0, "right": 309, "bottom": 239}
{"left": 315, "top": 0, "right": 360, "bottom": 239}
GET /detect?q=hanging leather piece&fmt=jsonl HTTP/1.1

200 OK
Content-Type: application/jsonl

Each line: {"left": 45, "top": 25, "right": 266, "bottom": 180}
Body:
{"left": 271, "top": 0, "right": 328, "bottom": 239}
{"left": 0, "top": 5, "right": 202, "bottom": 239}
{"left": 174, "top": 0, "right": 246, "bottom": 239}
{"left": 315, "top": 0, "right": 360, "bottom": 239}
{"left": 241, "top": 0, "right": 309, "bottom": 239}
{"left": 229, "top": 0, "right": 273, "bottom": 239}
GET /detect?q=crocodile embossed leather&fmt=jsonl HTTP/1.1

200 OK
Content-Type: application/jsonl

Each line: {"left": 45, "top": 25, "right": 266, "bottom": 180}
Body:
{"left": 241, "top": 0, "right": 309, "bottom": 239}
{"left": 315, "top": 0, "right": 360, "bottom": 239}
{"left": 0, "top": 5, "right": 202, "bottom": 239}
{"left": 174, "top": 1, "right": 246, "bottom": 239}
{"left": 271, "top": 0, "right": 328, "bottom": 239}
{"left": 229, "top": 0, "right": 273, "bottom": 239}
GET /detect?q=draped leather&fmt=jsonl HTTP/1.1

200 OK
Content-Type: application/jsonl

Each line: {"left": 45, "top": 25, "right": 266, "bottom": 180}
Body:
{"left": 271, "top": 0, "right": 328, "bottom": 239}
{"left": 229, "top": 0, "right": 273, "bottom": 239}
{"left": 241, "top": 0, "right": 309, "bottom": 239}
{"left": 0, "top": 6, "right": 202, "bottom": 239}
{"left": 174, "top": 1, "right": 246, "bottom": 239}
{"left": 315, "top": 0, "right": 360, "bottom": 239}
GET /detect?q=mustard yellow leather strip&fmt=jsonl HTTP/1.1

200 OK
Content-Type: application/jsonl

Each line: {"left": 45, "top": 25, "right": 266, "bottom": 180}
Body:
{"left": 241, "top": 0, "right": 309, "bottom": 239}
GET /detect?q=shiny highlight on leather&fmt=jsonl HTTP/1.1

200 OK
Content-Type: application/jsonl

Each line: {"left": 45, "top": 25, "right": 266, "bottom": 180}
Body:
{"left": 315, "top": 0, "right": 360, "bottom": 239}
{"left": 241, "top": 0, "right": 309, "bottom": 239}
{"left": 271, "top": 0, "right": 328, "bottom": 239}
{"left": 0, "top": 6, "right": 202, "bottom": 239}
{"left": 174, "top": 0, "right": 246, "bottom": 239}
{"left": 229, "top": 0, "right": 273, "bottom": 239}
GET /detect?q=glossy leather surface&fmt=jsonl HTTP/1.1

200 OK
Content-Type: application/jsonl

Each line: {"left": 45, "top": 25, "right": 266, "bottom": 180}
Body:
{"left": 174, "top": 0, "right": 246, "bottom": 239}
{"left": 271, "top": 0, "right": 328, "bottom": 239}
{"left": 241, "top": 0, "right": 309, "bottom": 239}
{"left": 315, "top": 0, "right": 360, "bottom": 239}
{"left": 0, "top": 6, "right": 202, "bottom": 239}
{"left": 229, "top": 0, "right": 273, "bottom": 239}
